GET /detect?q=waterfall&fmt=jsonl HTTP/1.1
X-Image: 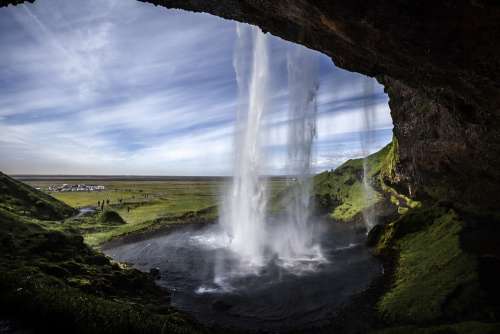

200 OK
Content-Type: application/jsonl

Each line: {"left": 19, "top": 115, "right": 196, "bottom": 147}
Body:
{"left": 220, "top": 23, "right": 270, "bottom": 267}
{"left": 360, "top": 78, "right": 377, "bottom": 231}
{"left": 218, "top": 24, "right": 324, "bottom": 274}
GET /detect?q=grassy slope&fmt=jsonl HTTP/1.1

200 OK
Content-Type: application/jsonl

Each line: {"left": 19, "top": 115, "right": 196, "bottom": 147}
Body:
{"left": 365, "top": 140, "right": 500, "bottom": 333}
{"left": 313, "top": 143, "right": 392, "bottom": 222}
{"left": 77, "top": 206, "right": 218, "bottom": 247}
{"left": 375, "top": 207, "right": 480, "bottom": 322}
{"left": 371, "top": 207, "right": 500, "bottom": 333}
{"left": 0, "top": 174, "right": 204, "bottom": 334}
{"left": 309, "top": 140, "right": 500, "bottom": 333}
{"left": 0, "top": 172, "right": 76, "bottom": 220}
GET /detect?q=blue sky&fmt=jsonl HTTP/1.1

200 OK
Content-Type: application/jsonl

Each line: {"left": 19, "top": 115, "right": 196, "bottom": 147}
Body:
{"left": 0, "top": 0, "right": 393, "bottom": 176}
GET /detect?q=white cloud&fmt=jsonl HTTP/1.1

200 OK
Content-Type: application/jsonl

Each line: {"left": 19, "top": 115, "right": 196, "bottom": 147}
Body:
{"left": 0, "top": 0, "right": 393, "bottom": 175}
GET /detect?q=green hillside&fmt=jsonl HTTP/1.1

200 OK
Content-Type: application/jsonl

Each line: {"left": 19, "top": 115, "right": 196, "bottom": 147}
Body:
{"left": 0, "top": 172, "right": 76, "bottom": 220}
{"left": 314, "top": 144, "right": 390, "bottom": 222}
{"left": 0, "top": 173, "right": 204, "bottom": 334}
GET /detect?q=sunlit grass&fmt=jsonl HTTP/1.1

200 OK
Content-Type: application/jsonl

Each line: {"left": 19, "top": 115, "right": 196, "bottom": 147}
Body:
{"left": 26, "top": 179, "right": 289, "bottom": 247}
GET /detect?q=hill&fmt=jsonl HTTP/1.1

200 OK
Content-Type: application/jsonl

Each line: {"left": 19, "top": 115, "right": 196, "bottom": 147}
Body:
{"left": 0, "top": 172, "right": 76, "bottom": 220}
{"left": 0, "top": 173, "right": 204, "bottom": 334}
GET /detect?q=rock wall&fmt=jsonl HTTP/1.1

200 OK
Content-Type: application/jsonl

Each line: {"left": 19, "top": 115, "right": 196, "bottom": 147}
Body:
{"left": 0, "top": 0, "right": 33, "bottom": 7}
{"left": 2, "top": 0, "right": 499, "bottom": 209}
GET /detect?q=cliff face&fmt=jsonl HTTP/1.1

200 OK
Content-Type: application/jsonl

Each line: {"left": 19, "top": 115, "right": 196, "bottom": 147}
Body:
{"left": 2, "top": 0, "right": 499, "bottom": 209}
{"left": 139, "top": 0, "right": 500, "bottom": 210}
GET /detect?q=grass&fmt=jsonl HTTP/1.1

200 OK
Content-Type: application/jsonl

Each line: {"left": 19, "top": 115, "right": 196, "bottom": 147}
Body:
{"left": 313, "top": 143, "right": 391, "bottom": 222}
{"left": 26, "top": 178, "right": 288, "bottom": 246}
{"left": 377, "top": 206, "right": 479, "bottom": 323}
{"left": 28, "top": 180, "right": 223, "bottom": 213}
{"left": 0, "top": 206, "right": 203, "bottom": 334}
{"left": 371, "top": 204, "right": 500, "bottom": 333}
{"left": 0, "top": 172, "right": 75, "bottom": 220}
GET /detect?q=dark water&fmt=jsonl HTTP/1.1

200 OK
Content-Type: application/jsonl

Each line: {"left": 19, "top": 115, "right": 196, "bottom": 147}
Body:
{"left": 104, "top": 221, "right": 381, "bottom": 332}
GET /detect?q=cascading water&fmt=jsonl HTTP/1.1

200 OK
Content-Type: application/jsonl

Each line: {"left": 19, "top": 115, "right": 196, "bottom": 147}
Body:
{"left": 360, "top": 78, "right": 377, "bottom": 231}
{"left": 219, "top": 23, "right": 270, "bottom": 267}
{"left": 219, "top": 25, "right": 323, "bottom": 271}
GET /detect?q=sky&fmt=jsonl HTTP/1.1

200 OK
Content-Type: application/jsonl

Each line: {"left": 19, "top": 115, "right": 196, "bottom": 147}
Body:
{"left": 0, "top": 0, "right": 393, "bottom": 176}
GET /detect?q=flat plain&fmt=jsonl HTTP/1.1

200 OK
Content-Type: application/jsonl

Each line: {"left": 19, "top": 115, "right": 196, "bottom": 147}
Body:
{"left": 23, "top": 177, "right": 289, "bottom": 246}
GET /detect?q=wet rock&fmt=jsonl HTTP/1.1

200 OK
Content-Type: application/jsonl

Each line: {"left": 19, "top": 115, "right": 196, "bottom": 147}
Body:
{"left": 366, "top": 224, "right": 384, "bottom": 248}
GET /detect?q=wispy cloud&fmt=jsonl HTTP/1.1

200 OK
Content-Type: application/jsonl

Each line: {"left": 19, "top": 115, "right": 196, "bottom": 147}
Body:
{"left": 0, "top": 0, "right": 392, "bottom": 175}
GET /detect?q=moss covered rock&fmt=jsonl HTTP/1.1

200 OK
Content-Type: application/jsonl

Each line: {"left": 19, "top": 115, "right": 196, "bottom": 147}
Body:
{"left": 370, "top": 205, "right": 499, "bottom": 328}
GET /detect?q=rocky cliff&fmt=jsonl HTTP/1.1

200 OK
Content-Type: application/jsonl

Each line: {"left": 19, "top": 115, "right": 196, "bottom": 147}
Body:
{"left": 2, "top": 0, "right": 499, "bottom": 210}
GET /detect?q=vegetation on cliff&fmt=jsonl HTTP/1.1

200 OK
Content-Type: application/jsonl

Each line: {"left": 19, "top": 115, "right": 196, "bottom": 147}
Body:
{"left": 311, "top": 142, "right": 412, "bottom": 225}
{"left": 365, "top": 141, "right": 500, "bottom": 333}
{"left": 312, "top": 141, "right": 500, "bottom": 333}
{"left": 313, "top": 144, "right": 388, "bottom": 222}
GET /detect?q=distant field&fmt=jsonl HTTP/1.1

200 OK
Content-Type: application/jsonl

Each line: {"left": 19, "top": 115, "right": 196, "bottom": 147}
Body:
{"left": 24, "top": 178, "right": 289, "bottom": 246}
{"left": 27, "top": 180, "right": 224, "bottom": 221}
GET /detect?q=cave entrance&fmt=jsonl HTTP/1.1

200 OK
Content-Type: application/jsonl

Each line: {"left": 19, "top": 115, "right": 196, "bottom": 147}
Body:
{"left": 0, "top": 1, "right": 394, "bottom": 331}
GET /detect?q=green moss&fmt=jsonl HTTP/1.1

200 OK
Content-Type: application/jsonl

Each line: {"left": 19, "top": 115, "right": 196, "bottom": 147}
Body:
{"left": 0, "top": 205, "right": 203, "bottom": 334}
{"left": 0, "top": 269, "right": 200, "bottom": 334}
{"left": 397, "top": 207, "right": 409, "bottom": 215}
{"left": 377, "top": 206, "right": 480, "bottom": 323}
{"left": 380, "top": 136, "right": 399, "bottom": 181}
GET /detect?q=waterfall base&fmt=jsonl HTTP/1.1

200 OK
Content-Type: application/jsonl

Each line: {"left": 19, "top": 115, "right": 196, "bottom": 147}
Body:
{"left": 105, "top": 219, "right": 381, "bottom": 331}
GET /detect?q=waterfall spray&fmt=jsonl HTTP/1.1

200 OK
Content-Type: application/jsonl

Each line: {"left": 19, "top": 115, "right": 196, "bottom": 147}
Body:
{"left": 272, "top": 44, "right": 323, "bottom": 264}
{"left": 360, "top": 78, "right": 377, "bottom": 231}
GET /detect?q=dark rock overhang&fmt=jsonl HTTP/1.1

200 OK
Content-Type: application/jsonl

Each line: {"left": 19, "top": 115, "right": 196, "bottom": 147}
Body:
{"left": 0, "top": 0, "right": 33, "bottom": 7}
{"left": 140, "top": 0, "right": 500, "bottom": 114}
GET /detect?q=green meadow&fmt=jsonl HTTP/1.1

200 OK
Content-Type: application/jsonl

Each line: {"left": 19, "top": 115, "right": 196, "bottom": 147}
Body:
{"left": 25, "top": 178, "right": 289, "bottom": 246}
